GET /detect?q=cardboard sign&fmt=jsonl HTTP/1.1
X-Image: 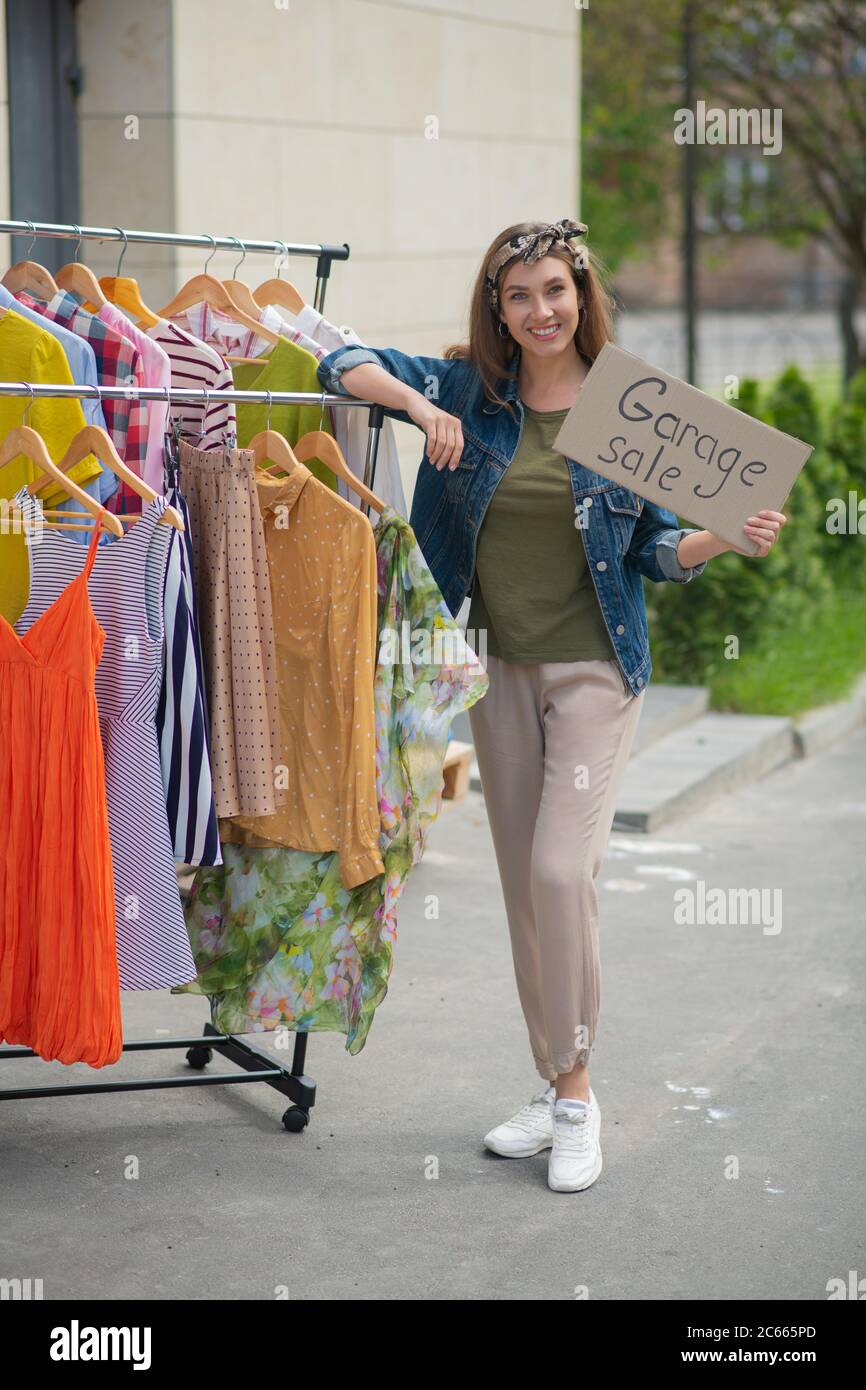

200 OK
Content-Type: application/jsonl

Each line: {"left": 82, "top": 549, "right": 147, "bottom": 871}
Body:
{"left": 553, "top": 342, "right": 814, "bottom": 555}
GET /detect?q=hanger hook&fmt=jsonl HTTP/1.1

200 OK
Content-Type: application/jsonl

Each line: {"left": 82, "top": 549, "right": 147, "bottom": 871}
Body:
{"left": 276, "top": 240, "right": 289, "bottom": 279}
{"left": 19, "top": 381, "right": 35, "bottom": 426}
{"left": 24, "top": 220, "right": 37, "bottom": 258}
{"left": 72, "top": 224, "right": 83, "bottom": 263}
{"left": 266, "top": 390, "right": 273, "bottom": 432}
{"left": 229, "top": 237, "right": 246, "bottom": 279}
{"left": 113, "top": 227, "right": 129, "bottom": 277}
{"left": 319, "top": 390, "right": 327, "bottom": 433}
{"left": 202, "top": 234, "right": 217, "bottom": 274}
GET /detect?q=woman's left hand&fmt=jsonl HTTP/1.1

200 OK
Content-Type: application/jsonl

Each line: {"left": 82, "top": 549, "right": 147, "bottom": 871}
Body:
{"left": 732, "top": 509, "right": 787, "bottom": 557}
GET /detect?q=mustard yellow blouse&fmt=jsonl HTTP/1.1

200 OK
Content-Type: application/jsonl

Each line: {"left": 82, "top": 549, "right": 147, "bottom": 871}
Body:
{"left": 0, "top": 309, "right": 103, "bottom": 624}
{"left": 219, "top": 463, "right": 384, "bottom": 891}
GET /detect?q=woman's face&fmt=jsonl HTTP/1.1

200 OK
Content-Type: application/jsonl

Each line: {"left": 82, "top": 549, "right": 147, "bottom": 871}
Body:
{"left": 497, "top": 254, "right": 582, "bottom": 358}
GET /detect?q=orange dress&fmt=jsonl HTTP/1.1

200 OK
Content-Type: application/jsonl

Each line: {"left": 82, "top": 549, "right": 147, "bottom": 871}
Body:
{"left": 0, "top": 516, "right": 122, "bottom": 1067}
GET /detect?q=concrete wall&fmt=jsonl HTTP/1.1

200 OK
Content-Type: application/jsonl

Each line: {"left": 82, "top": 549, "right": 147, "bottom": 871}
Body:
{"left": 170, "top": 1, "right": 579, "bottom": 340}
{"left": 0, "top": 0, "right": 580, "bottom": 496}
{"left": 80, "top": 0, "right": 581, "bottom": 494}
{"left": 76, "top": 0, "right": 177, "bottom": 305}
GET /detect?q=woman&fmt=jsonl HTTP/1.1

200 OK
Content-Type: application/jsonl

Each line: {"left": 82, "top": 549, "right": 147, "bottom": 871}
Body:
{"left": 315, "top": 217, "right": 785, "bottom": 1193}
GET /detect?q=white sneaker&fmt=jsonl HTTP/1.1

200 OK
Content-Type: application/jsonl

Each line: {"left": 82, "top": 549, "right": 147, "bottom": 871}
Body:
{"left": 483, "top": 1086, "right": 556, "bottom": 1157}
{"left": 547, "top": 1089, "right": 602, "bottom": 1192}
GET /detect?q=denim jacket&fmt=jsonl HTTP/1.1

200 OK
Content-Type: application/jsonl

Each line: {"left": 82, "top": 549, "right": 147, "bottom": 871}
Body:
{"left": 316, "top": 341, "right": 707, "bottom": 696}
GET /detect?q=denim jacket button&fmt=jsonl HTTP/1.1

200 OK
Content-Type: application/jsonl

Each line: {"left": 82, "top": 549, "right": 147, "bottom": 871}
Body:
{"left": 615, "top": 624, "right": 625, "bottom": 635}
{"left": 596, "top": 559, "right": 607, "bottom": 571}
{"left": 637, "top": 676, "right": 644, "bottom": 686}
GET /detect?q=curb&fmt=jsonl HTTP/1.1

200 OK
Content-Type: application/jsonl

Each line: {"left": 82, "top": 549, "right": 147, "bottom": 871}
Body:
{"left": 464, "top": 671, "right": 866, "bottom": 800}
{"left": 791, "top": 671, "right": 866, "bottom": 758}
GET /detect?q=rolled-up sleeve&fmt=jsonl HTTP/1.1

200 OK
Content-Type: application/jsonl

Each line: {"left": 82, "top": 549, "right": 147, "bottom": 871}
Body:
{"left": 626, "top": 499, "right": 708, "bottom": 584}
{"left": 654, "top": 527, "right": 708, "bottom": 583}
{"left": 317, "top": 345, "right": 384, "bottom": 395}
{"left": 316, "top": 344, "right": 464, "bottom": 427}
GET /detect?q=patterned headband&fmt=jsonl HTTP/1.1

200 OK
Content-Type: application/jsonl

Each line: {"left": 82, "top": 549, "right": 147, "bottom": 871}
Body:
{"left": 484, "top": 218, "right": 589, "bottom": 314}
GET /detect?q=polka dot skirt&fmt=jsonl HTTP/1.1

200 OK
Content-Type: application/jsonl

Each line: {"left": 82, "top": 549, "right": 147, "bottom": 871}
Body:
{"left": 179, "top": 440, "right": 285, "bottom": 820}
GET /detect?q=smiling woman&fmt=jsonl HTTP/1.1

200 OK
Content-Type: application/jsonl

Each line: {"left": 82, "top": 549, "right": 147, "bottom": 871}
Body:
{"left": 313, "top": 214, "right": 784, "bottom": 1196}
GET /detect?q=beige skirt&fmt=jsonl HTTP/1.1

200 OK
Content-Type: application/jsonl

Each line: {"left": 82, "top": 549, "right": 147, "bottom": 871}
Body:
{"left": 179, "top": 440, "right": 285, "bottom": 820}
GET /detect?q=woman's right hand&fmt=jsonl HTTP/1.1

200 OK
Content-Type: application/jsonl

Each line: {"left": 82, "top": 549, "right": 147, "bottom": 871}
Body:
{"left": 405, "top": 395, "right": 464, "bottom": 471}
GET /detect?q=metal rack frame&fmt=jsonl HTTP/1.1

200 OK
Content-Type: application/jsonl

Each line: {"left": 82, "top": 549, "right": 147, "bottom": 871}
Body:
{"left": 0, "top": 383, "right": 386, "bottom": 503}
{"left": 0, "top": 218, "right": 351, "bottom": 313}
{"left": 0, "top": 1026, "right": 315, "bottom": 1133}
{"left": 0, "top": 307, "right": 389, "bottom": 1128}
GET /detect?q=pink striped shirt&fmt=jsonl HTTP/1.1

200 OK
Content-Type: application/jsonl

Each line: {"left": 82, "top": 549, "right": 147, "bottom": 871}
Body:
{"left": 146, "top": 320, "right": 236, "bottom": 450}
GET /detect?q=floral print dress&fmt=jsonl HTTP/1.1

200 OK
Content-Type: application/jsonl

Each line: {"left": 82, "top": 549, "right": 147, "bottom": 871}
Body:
{"left": 175, "top": 506, "right": 489, "bottom": 1054}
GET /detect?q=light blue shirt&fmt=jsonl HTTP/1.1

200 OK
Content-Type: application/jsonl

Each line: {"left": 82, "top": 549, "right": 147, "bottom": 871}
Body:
{"left": 0, "top": 282, "right": 117, "bottom": 505}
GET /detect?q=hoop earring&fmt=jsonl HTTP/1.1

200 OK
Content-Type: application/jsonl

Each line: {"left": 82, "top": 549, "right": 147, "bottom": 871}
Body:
{"left": 497, "top": 320, "right": 510, "bottom": 338}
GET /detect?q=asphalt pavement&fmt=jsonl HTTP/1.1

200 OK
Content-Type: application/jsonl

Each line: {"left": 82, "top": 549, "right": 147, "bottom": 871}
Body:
{"left": 1, "top": 727, "right": 864, "bottom": 1301}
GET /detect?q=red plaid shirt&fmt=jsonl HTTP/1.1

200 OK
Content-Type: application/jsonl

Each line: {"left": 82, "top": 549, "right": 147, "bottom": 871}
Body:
{"left": 16, "top": 290, "right": 148, "bottom": 506}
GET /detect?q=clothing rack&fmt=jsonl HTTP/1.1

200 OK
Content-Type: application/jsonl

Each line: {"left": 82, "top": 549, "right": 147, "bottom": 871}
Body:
{"left": 0, "top": 369, "right": 387, "bottom": 1131}
{"left": 0, "top": 218, "right": 350, "bottom": 313}
{"left": 0, "top": 383, "right": 386, "bottom": 503}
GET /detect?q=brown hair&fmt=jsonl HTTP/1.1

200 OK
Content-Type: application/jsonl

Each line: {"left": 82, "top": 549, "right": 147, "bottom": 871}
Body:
{"left": 442, "top": 220, "right": 617, "bottom": 417}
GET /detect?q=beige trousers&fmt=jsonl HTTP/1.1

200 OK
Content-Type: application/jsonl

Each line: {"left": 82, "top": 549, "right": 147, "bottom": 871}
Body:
{"left": 468, "top": 656, "right": 645, "bottom": 1082}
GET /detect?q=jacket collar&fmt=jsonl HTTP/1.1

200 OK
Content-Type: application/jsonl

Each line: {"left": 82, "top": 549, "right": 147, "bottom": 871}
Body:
{"left": 502, "top": 342, "right": 522, "bottom": 401}
{"left": 482, "top": 342, "right": 522, "bottom": 413}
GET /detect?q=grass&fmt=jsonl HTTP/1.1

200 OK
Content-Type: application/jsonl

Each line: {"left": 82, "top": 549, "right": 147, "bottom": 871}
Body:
{"left": 702, "top": 585, "right": 866, "bottom": 716}
{"left": 691, "top": 361, "right": 865, "bottom": 715}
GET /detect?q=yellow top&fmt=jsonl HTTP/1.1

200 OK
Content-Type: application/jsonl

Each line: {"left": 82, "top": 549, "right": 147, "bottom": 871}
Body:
{"left": 0, "top": 309, "right": 104, "bottom": 624}
{"left": 219, "top": 462, "right": 384, "bottom": 891}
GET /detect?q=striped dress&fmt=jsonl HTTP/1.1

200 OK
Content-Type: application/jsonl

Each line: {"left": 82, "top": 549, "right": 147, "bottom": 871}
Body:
{"left": 155, "top": 485, "right": 221, "bottom": 866}
{"left": 14, "top": 490, "right": 196, "bottom": 991}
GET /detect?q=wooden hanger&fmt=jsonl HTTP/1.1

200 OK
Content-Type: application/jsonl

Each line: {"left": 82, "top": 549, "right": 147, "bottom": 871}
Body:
{"left": 222, "top": 279, "right": 263, "bottom": 317}
{"left": 221, "top": 240, "right": 267, "bottom": 322}
{"left": 78, "top": 228, "right": 159, "bottom": 325}
{"left": 54, "top": 228, "right": 109, "bottom": 309}
{"left": 157, "top": 275, "right": 281, "bottom": 346}
{"left": 2, "top": 260, "right": 59, "bottom": 300}
{"left": 294, "top": 430, "right": 385, "bottom": 514}
{"left": 32, "top": 425, "right": 184, "bottom": 530}
{"left": 254, "top": 277, "right": 304, "bottom": 314}
{"left": 221, "top": 277, "right": 280, "bottom": 364}
{"left": 0, "top": 426, "right": 124, "bottom": 536}
{"left": 248, "top": 428, "right": 301, "bottom": 478}
{"left": 98, "top": 275, "right": 160, "bottom": 327}
{"left": 56, "top": 261, "right": 108, "bottom": 309}
{"left": 254, "top": 242, "right": 304, "bottom": 313}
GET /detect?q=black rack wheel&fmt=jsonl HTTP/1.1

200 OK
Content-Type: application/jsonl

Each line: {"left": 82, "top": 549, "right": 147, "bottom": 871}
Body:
{"left": 282, "top": 1105, "right": 310, "bottom": 1132}
{"left": 186, "top": 1045, "right": 213, "bottom": 1069}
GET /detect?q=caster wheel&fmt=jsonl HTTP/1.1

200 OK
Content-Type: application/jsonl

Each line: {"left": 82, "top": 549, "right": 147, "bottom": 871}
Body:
{"left": 282, "top": 1106, "right": 310, "bottom": 1132}
{"left": 186, "top": 1046, "right": 213, "bottom": 1069}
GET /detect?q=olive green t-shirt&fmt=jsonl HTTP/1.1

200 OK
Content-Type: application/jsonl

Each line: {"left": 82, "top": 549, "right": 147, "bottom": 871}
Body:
{"left": 465, "top": 402, "right": 616, "bottom": 663}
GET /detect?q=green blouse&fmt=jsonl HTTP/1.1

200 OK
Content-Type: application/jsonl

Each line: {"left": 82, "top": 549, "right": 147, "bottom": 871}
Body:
{"left": 231, "top": 337, "right": 337, "bottom": 492}
{"left": 466, "top": 402, "right": 616, "bottom": 664}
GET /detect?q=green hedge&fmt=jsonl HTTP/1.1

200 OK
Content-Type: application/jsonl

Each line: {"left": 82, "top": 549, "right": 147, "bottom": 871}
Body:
{"left": 646, "top": 365, "right": 866, "bottom": 686}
